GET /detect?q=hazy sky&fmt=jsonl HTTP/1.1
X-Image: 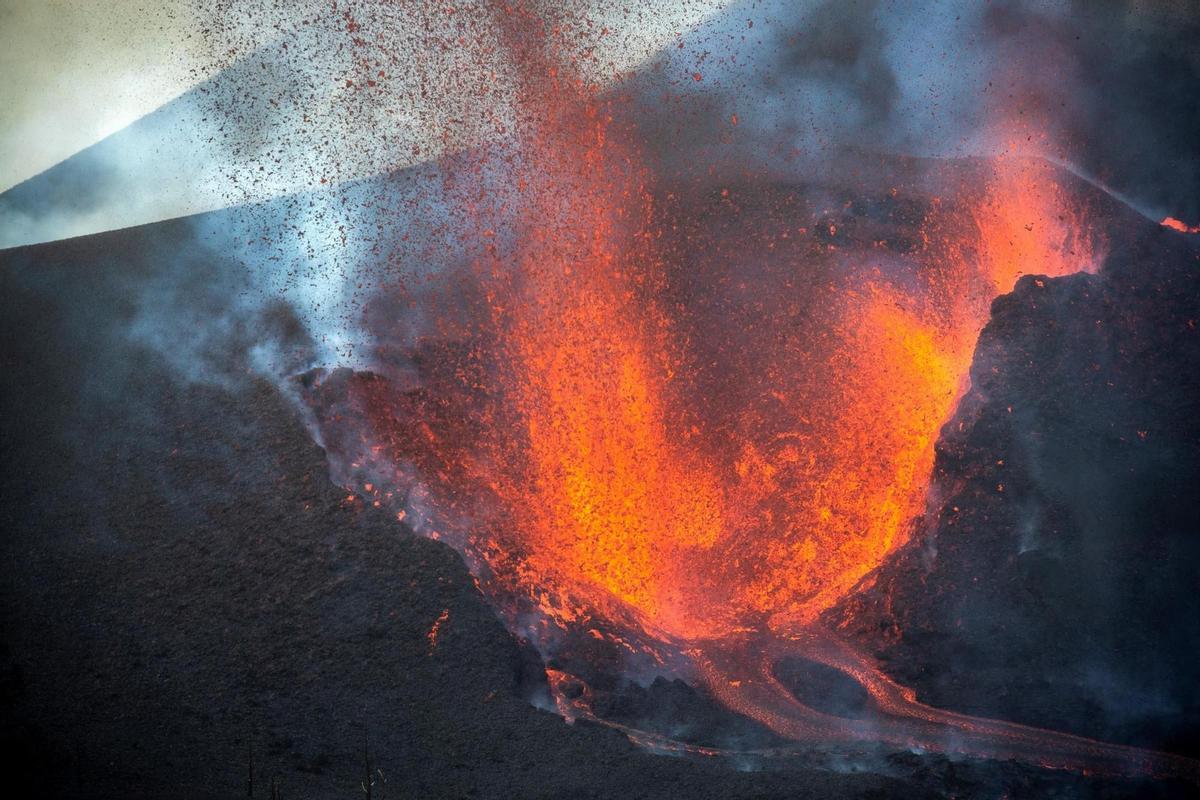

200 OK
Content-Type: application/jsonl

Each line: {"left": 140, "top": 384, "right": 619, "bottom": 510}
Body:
{"left": 0, "top": 1, "right": 223, "bottom": 192}
{"left": 0, "top": 0, "right": 728, "bottom": 195}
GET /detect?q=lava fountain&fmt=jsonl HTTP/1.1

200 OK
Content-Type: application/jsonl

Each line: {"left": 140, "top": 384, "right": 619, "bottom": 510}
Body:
{"left": 300, "top": 1, "right": 1196, "bottom": 782}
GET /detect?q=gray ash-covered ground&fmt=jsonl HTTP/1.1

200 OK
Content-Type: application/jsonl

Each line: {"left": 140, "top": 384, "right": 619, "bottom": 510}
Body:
{"left": 1, "top": 178, "right": 1197, "bottom": 798}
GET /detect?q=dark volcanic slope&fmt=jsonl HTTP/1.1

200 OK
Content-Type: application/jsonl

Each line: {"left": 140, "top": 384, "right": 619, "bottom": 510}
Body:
{"left": 0, "top": 217, "right": 939, "bottom": 799}
{"left": 833, "top": 213, "right": 1200, "bottom": 759}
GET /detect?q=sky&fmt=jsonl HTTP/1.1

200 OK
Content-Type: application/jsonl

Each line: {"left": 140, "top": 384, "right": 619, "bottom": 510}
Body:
{"left": 0, "top": 0, "right": 727, "bottom": 195}
{"left": 0, "top": 1, "right": 220, "bottom": 193}
{"left": 2, "top": 0, "right": 1195, "bottom": 249}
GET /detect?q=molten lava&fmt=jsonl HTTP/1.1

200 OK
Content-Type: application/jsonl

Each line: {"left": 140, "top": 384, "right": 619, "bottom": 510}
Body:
{"left": 474, "top": 133, "right": 1103, "bottom": 643}
{"left": 1162, "top": 215, "right": 1200, "bottom": 234}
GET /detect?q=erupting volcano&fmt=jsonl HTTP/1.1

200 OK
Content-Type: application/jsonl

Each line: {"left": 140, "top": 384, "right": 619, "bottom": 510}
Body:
{"left": 5, "top": 1, "right": 1200, "bottom": 796}
{"left": 294, "top": 0, "right": 1195, "bottom": 783}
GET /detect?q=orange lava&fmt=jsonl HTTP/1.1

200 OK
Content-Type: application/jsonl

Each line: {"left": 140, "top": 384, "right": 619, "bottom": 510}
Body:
{"left": 483, "top": 134, "right": 1101, "bottom": 642}
{"left": 1162, "top": 216, "right": 1200, "bottom": 234}
{"left": 975, "top": 154, "right": 1101, "bottom": 292}
{"left": 734, "top": 284, "right": 967, "bottom": 632}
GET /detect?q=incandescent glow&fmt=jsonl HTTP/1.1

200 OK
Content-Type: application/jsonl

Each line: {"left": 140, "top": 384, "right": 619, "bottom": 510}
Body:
{"left": 477, "top": 112, "right": 1103, "bottom": 643}
{"left": 1162, "top": 216, "right": 1200, "bottom": 234}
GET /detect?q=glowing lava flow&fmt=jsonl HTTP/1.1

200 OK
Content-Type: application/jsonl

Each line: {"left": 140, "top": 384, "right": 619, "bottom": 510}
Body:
{"left": 543, "top": 628, "right": 1199, "bottom": 781}
{"left": 695, "top": 630, "right": 1200, "bottom": 781}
